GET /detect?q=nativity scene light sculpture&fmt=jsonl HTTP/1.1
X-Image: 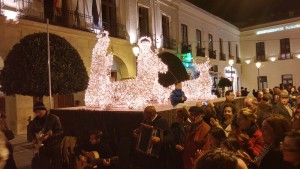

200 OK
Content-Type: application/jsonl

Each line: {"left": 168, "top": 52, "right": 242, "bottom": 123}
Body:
{"left": 85, "top": 31, "right": 216, "bottom": 110}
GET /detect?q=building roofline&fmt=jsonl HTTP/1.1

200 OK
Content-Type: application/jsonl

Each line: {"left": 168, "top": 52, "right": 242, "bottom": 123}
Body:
{"left": 240, "top": 16, "right": 300, "bottom": 31}
{"left": 181, "top": 0, "right": 239, "bottom": 30}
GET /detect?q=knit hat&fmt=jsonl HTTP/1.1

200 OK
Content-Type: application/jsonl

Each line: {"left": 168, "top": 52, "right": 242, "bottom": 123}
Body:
{"left": 33, "top": 101, "right": 47, "bottom": 112}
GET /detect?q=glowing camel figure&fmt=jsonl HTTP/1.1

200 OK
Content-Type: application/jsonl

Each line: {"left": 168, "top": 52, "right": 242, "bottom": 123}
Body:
{"left": 85, "top": 31, "right": 216, "bottom": 110}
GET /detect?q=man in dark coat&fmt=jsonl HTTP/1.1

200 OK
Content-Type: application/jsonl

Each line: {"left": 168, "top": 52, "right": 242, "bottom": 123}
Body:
{"left": 28, "top": 101, "right": 63, "bottom": 169}
{"left": 133, "top": 106, "right": 173, "bottom": 169}
{"left": 272, "top": 90, "right": 294, "bottom": 120}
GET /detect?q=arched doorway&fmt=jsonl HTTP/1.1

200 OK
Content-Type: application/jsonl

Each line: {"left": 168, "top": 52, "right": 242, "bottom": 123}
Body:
{"left": 112, "top": 55, "right": 129, "bottom": 81}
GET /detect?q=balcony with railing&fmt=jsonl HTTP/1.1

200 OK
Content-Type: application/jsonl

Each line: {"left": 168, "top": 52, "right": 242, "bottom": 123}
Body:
{"left": 162, "top": 37, "right": 176, "bottom": 50}
{"left": 196, "top": 47, "right": 205, "bottom": 57}
{"left": 182, "top": 43, "right": 191, "bottom": 54}
{"left": 13, "top": 1, "right": 126, "bottom": 39}
{"left": 279, "top": 52, "right": 293, "bottom": 60}
{"left": 255, "top": 55, "right": 267, "bottom": 62}
{"left": 208, "top": 50, "right": 216, "bottom": 59}
{"left": 219, "top": 53, "right": 226, "bottom": 61}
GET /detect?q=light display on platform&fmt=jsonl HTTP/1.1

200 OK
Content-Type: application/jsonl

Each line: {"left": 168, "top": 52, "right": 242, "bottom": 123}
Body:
{"left": 85, "top": 31, "right": 216, "bottom": 110}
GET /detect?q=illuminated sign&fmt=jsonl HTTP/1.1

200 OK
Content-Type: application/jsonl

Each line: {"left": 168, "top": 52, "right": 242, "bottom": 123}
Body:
{"left": 256, "top": 23, "right": 300, "bottom": 35}
{"left": 224, "top": 66, "right": 236, "bottom": 78}
{"left": 182, "top": 52, "right": 194, "bottom": 62}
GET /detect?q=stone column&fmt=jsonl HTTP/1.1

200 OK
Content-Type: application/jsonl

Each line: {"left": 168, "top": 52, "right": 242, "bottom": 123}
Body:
{"left": 5, "top": 95, "right": 34, "bottom": 134}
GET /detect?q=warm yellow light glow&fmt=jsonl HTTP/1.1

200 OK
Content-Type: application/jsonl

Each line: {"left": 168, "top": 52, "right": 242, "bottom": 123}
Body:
{"left": 132, "top": 46, "right": 140, "bottom": 56}
{"left": 256, "top": 62, "right": 262, "bottom": 68}
{"left": 228, "top": 59, "right": 234, "bottom": 66}
{"left": 129, "top": 32, "right": 137, "bottom": 44}
{"left": 269, "top": 57, "right": 276, "bottom": 62}
{"left": 245, "top": 59, "right": 251, "bottom": 64}
{"left": 4, "top": 10, "right": 18, "bottom": 20}
{"left": 296, "top": 54, "right": 300, "bottom": 59}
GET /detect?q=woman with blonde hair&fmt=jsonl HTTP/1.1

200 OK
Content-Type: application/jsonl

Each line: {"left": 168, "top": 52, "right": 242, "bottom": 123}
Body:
{"left": 236, "top": 108, "right": 264, "bottom": 159}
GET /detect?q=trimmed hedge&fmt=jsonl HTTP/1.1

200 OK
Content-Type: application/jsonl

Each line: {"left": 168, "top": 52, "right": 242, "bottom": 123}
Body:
{"left": 0, "top": 32, "right": 89, "bottom": 97}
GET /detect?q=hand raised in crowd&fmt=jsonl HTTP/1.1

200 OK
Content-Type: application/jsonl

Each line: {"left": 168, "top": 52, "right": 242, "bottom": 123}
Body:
{"left": 102, "top": 159, "right": 111, "bottom": 166}
{"left": 210, "top": 117, "right": 221, "bottom": 128}
{"left": 151, "top": 136, "right": 160, "bottom": 143}
{"left": 175, "top": 144, "right": 184, "bottom": 151}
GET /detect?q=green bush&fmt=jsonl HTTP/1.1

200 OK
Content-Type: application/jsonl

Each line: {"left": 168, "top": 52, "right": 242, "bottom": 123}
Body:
{"left": 218, "top": 77, "right": 232, "bottom": 89}
{"left": 0, "top": 32, "right": 89, "bottom": 97}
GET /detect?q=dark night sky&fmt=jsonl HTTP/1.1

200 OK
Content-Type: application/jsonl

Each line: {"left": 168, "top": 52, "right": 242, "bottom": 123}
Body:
{"left": 187, "top": 0, "right": 300, "bottom": 28}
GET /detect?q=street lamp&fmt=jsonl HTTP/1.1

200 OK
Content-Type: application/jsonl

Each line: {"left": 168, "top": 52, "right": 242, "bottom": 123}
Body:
{"left": 256, "top": 62, "right": 262, "bottom": 91}
{"left": 229, "top": 59, "right": 234, "bottom": 90}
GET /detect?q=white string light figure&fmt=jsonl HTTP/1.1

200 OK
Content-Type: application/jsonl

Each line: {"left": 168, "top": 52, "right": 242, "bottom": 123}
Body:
{"left": 85, "top": 34, "right": 216, "bottom": 110}
{"left": 85, "top": 31, "right": 113, "bottom": 109}
{"left": 183, "top": 58, "right": 217, "bottom": 100}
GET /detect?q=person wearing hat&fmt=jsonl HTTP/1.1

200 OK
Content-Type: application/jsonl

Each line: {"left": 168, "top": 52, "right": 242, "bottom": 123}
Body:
{"left": 181, "top": 106, "right": 211, "bottom": 169}
{"left": 28, "top": 101, "right": 63, "bottom": 169}
{"left": 170, "top": 108, "right": 191, "bottom": 169}
{"left": 272, "top": 90, "right": 295, "bottom": 120}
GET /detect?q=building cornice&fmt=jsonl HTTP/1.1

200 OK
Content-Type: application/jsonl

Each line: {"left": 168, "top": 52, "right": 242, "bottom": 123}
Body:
{"left": 240, "top": 16, "right": 300, "bottom": 32}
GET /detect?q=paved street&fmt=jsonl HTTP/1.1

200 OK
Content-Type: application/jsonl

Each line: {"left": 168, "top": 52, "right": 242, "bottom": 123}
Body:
{"left": 10, "top": 135, "right": 32, "bottom": 169}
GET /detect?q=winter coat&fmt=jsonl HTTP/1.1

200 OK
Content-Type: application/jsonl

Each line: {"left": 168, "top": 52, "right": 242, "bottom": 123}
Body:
{"left": 238, "top": 125, "right": 264, "bottom": 158}
{"left": 272, "top": 102, "right": 293, "bottom": 120}
{"left": 183, "top": 120, "right": 210, "bottom": 169}
{"left": 170, "top": 89, "right": 187, "bottom": 107}
{"left": 28, "top": 112, "right": 63, "bottom": 149}
{"left": 136, "top": 115, "right": 173, "bottom": 169}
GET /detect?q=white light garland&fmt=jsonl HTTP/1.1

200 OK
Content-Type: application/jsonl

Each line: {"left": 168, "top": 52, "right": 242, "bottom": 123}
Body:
{"left": 85, "top": 32, "right": 216, "bottom": 110}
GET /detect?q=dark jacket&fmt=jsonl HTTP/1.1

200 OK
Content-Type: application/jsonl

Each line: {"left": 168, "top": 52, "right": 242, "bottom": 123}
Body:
{"left": 258, "top": 149, "right": 284, "bottom": 169}
{"left": 137, "top": 115, "right": 173, "bottom": 169}
{"left": 170, "top": 121, "right": 191, "bottom": 169}
{"left": 170, "top": 89, "right": 187, "bottom": 107}
{"left": 272, "top": 102, "right": 293, "bottom": 120}
{"left": 28, "top": 112, "right": 63, "bottom": 149}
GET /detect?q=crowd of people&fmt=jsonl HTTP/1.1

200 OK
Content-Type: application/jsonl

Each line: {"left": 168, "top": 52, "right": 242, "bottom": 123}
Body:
{"left": 165, "top": 87, "right": 300, "bottom": 169}
{"left": 0, "top": 84, "right": 300, "bottom": 169}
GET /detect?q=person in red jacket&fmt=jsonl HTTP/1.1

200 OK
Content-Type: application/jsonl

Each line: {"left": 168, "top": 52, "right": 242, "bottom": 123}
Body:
{"left": 179, "top": 106, "right": 210, "bottom": 169}
{"left": 236, "top": 108, "right": 264, "bottom": 158}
